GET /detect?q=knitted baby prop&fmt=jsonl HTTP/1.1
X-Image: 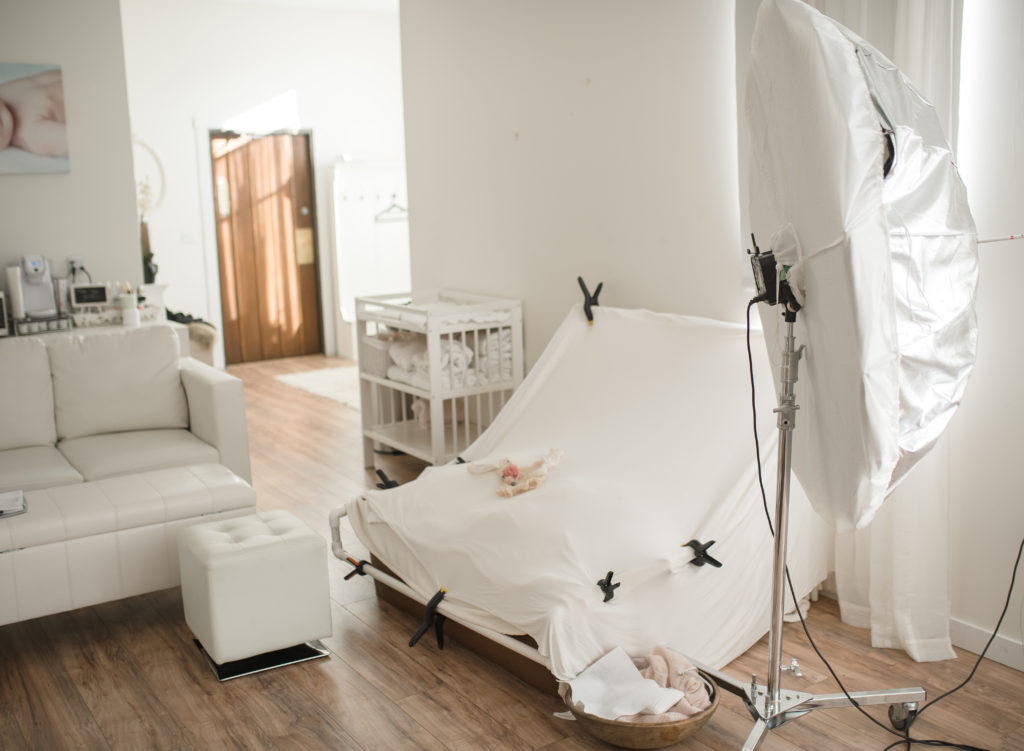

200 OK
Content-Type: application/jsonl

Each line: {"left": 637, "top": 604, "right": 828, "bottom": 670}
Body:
{"left": 468, "top": 448, "right": 565, "bottom": 497}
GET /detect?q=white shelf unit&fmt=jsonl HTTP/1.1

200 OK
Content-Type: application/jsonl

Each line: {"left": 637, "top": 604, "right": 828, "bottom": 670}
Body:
{"left": 355, "top": 291, "right": 524, "bottom": 467}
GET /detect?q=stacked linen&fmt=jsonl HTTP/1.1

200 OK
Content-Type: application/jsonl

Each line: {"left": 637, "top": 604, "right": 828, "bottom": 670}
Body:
{"left": 432, "top": 339, "right": 474, "bottom": 382}
{"left": 386, "top": 336, "right": 425, "bottom": 377}
{"left": 473, "top": 328, "right": 514, "bottom": 382}
{"left": 387, "top": 335, "right": 478, "bottom": 390}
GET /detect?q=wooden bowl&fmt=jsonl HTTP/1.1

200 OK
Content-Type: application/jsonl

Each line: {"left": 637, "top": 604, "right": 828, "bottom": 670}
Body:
{"left": 565, "top": 671, "right": 719, "bottom": 749}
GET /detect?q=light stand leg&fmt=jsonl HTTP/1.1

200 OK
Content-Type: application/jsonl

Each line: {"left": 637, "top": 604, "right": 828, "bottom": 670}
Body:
{"left": 742, "top": 718, "right": 770, "bottom": 751}
{"left": 711, "top": 311, "right": 926, "bottom": 747}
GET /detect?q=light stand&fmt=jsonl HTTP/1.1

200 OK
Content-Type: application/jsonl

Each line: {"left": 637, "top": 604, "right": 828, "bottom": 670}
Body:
{"left": 695, "top": 246, "right": 926, "bottom": 750}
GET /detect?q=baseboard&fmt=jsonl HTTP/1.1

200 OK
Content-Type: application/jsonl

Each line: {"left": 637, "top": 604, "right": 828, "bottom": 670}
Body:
{"left": 949, "top": 617, "right": 1024, "bottom": 672}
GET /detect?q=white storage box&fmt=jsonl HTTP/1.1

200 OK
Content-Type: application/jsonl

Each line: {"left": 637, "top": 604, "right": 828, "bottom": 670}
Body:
{"left": 359, "top": 335, "right": 393, "bottom": 378}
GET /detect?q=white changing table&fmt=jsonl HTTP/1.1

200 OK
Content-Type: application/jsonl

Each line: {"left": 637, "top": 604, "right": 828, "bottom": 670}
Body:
{"left": 355, "top": 291, "right": 523, "bottom": 466}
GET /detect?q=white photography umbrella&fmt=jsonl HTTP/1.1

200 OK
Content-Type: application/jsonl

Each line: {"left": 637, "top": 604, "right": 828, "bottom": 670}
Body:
{"left": 747, "top": 0, "right": 979, "bottom": 531}
{"left": 700, "top": 1, "right": 980, "bottom": 746}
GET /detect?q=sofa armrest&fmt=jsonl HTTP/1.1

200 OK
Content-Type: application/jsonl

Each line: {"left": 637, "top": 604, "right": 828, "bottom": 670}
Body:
{"left": 179, "top": 358, "right": 252, "bottom": 483}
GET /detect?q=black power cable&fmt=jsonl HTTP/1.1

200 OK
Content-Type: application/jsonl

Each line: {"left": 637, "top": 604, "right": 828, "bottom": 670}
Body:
{"left": 746, "top": 297, "right": 1021, "bottom": 751}
{"left": 886, "top": 537, "right": 1024, "bottom": 751}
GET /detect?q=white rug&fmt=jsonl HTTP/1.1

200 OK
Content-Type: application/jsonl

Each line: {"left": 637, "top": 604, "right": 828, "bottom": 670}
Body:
{"left": 275, "top": 366, "right": 362, "bottom": 409}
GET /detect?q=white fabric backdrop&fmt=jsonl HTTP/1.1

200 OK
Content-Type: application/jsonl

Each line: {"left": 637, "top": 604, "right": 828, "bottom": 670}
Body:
{"left": 348, "top": 306, "right": 832, "bottom": 678}
{"left": 807, "top": 0, "right": 963, "bottom": 662}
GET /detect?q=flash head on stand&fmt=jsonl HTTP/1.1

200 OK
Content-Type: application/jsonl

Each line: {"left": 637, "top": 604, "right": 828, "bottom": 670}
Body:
{"left": 748, "top": 233, "right": 802, "bottom": 319}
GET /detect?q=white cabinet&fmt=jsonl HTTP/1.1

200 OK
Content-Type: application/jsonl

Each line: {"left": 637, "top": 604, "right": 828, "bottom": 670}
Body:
{"left": 355, "top": 291, "right": 524, "bottom": 466}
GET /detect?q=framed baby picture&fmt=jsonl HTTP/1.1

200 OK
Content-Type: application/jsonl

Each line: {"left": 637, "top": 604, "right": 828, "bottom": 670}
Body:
{"left": 0, "top": 62, "right": 69, "bottom": 174}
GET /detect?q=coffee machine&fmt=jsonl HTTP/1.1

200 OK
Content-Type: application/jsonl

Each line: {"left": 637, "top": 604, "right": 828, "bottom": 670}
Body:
{"left": 6, "top": 255, "right": 58, "bottom": 319}
{"left": 4, "top": 256, "right": 72, "bottom": 334}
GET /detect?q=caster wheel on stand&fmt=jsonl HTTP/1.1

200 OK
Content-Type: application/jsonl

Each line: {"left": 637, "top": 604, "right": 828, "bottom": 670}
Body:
{"left": 888, "top": 702, "right": 918, "bottom": 731}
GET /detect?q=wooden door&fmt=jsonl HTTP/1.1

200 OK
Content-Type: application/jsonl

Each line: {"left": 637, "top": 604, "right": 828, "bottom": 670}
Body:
{"left": 211, "top": 132, "right": 322, "bottom": 364}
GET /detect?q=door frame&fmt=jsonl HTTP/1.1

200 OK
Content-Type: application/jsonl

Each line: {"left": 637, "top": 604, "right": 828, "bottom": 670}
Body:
{"left": 194, "top": 123, "right": 336, "bottom": 367}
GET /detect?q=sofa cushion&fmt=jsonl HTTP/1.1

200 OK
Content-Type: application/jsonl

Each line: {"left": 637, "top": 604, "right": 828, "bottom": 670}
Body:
{"left": 48, "top": 326, "right": 189, "bottom": 441}
{"left": 0, "top": 464, "right": 256, "bottom": 553}
{"left": 0, "top": 337, "right": 57, "bottom": 450}
{"left": 0, "top": 446, "right": 83, "bottom": 493}
{"left": 58, "top": 429, "right": 220, "bottom": 481}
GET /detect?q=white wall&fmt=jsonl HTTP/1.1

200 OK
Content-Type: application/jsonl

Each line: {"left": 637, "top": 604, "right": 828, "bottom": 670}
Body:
{"left": 948, "top": 0, "right": 1024, "bottom": 667}
{"left": 119, "top": 0, "right": 405, "bottom": 358}
{"left": 0, "top": 0, "right": 139, "bottom": 286}
{"left": 735, "top": 0, "right": 760, "bottom": 274}
{"left": 400, "top": 0, "right": 747, "bottom": 368}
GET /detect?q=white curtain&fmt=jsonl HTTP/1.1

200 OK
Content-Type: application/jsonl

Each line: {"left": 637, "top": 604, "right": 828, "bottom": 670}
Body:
{"left": 834, "top": 440, "right": 956, "bottom": 661}
{"left": 806, "top": 0, "right": 963, "bottom": 661}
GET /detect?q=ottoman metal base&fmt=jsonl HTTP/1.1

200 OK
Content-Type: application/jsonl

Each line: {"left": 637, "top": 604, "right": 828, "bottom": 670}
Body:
{"left": 195, "top": 638, "right": 330, "bottom": 681}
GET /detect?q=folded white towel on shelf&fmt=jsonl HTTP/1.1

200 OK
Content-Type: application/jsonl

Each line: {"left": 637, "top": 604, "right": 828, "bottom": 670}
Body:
{"left": 475, "top": 329, "right": 514, "bottom": 380}
{"left": 388, "top": 364, "right": 479, "bottom": 391}
{"left": 410, "top": 338, "right": 474, "bottom": 376}
{"left": 386, "top": 330, "right": 513, "bottom": 390}
{"left": 389, "top": 337, "right": 428, "bottom": 372}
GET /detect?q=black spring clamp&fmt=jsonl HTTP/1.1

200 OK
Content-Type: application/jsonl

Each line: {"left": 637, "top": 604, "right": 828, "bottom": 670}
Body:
{"left": 577, "top": 277, "right": 603, "bottom": 324}
{"left": 597, "top": 571, "right": 620, "bottom": 602}
{"left": 409, "top": 588, "right": 448, "bottom": 649}
{"left": 375, "top": 469, "right": 399, "bottom": 489}
{"left": 343, "top": 557, "right": 370, "bottom": 581}
{"left": 684, "top": 539, "right": 723, "bottom": 568}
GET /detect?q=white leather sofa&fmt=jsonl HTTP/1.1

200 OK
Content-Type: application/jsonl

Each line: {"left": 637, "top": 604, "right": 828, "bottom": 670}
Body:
{"left": 0, "top": 325, "right": 257, "bottom": 626}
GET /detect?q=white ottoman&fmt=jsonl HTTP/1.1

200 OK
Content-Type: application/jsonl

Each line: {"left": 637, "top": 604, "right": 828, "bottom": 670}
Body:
{"left": 178, "top": 510, "right": 332, "bottom": 678}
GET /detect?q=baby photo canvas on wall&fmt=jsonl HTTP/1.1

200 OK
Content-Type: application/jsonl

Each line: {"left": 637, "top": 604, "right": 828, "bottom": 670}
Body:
{"left": 0, "top": 62, "right": 69, "bottom": 174}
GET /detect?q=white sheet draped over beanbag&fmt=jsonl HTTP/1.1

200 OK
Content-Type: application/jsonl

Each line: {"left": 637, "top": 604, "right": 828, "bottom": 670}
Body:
{"left": 348, "top": 305, "right": 831, "bottom": 680}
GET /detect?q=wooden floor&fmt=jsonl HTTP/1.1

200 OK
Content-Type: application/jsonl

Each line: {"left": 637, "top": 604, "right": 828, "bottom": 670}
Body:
{"left": 2, "top": 353, "right": 1022, "bottom": 750}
